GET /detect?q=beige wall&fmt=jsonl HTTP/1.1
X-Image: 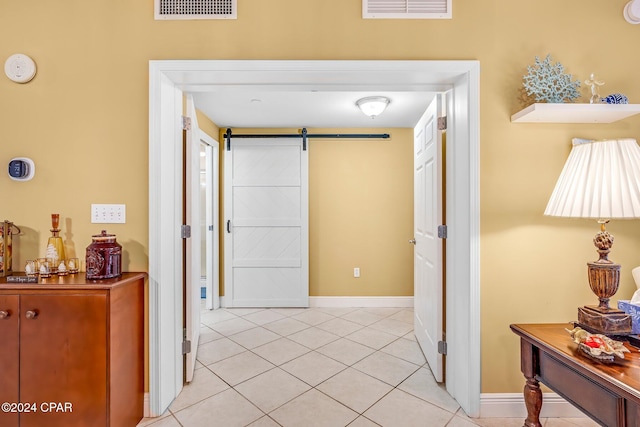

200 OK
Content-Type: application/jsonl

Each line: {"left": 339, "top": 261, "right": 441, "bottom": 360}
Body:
{"left": 2, "top": 0, "right": 640, "bottom": 394}
{"left": 309, "top": 129, "right": 414, "bottom": 297}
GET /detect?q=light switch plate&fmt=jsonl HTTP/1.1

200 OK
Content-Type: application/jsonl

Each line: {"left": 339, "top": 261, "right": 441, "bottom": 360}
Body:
{"left": 91, "top": 204, "right": 126, "bottom": 224}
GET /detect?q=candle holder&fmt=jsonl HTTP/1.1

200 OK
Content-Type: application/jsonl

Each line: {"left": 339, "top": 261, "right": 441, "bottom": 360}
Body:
{"left": 36, "top": 258, "right": 51, "bottom": 278}
{"left": 57, "top": 259, "right": 69, "bottom": 276}
{"left": 25, "top": 260, "right": 37, "bottom": 277}
{"left": 67, "top": 257, "right": 79, "bottom": 274}
{"left": 0, "top": 220, "right": 16, "bottom": 278}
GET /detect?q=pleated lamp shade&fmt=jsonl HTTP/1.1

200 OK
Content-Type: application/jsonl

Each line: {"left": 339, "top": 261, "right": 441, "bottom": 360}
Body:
{"left": 544, "top": 138, "right": 640, "bottom": 219}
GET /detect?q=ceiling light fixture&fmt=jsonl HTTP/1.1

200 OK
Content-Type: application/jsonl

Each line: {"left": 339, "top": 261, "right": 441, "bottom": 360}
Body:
{"left": 356, "top": 96, "right": 390, "bottom": 118}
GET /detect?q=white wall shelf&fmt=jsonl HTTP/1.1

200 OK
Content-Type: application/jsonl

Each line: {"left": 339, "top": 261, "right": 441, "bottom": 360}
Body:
{"left": 511, "top": 103, "right": 640, "bottom": 123}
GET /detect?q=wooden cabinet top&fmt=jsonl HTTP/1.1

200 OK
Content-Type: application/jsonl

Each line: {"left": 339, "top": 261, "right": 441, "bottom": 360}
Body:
{"left": 0, "top": 272, "right": 147, "bottom": 291}
{"left": 511, "top": 323, "right": 640, "bottom": 400}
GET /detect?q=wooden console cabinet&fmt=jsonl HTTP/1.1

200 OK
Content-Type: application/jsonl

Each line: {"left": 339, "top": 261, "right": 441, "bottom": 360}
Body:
{"left": 0, "top": 272, "right": 145, "bottom": 427}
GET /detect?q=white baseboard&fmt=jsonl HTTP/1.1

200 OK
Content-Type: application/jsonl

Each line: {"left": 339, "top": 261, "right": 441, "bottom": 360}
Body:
{"left": 309, "top": 296, "right": 413, "bottom": 308}
{"left": 143, "top": 392, "right": 150, "bottom": 418}
{"left": 479, "top": 393, "right": 587, "bottom": 418}
{"left": 220, "top": 296, "right": 413, "bottom": 308}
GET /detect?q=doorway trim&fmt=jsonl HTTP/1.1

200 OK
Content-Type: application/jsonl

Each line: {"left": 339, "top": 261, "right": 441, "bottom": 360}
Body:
{"left": 148, "top": 59, "right": 480, "bottom": 417}
{"left": 199, "top": 131, "right": 220, "bottom": 311}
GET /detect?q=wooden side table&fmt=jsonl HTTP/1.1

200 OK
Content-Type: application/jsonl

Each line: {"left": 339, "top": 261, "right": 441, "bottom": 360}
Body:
{"left": 511, "top": 323, "right": 640, "bottom": 427}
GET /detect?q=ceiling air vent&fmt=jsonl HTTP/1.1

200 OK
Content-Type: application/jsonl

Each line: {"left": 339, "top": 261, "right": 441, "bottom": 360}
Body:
{"left": 155, "top": 0, "right": 237, "bottom": 20}
{"left": 363, "top": 0, "right": 451, "bottom": 19}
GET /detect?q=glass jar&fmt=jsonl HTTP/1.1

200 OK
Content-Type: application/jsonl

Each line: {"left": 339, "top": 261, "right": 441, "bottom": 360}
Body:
{"left": 86, "top": 230, "right": 122, "bottom": 280}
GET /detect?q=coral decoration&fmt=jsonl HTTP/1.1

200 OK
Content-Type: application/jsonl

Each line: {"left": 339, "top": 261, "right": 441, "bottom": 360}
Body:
{"left": 523, "top": 54, "right": 581, "bottom": 103}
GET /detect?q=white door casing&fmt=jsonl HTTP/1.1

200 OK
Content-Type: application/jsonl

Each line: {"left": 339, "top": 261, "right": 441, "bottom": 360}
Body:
{"left": 200, "top": 134, "right": 220, "bottom": 310}
{"left": 148, "top": 60, "right": 480, "bottom": 417}
{"left": 224, "top": 138, "right": 309, "bottom": 307}
{"left": 413, "top": 96, "right": 443, "bottom": 382}
{"left": 184, "top": 95, "right": 201, "bottom": 383}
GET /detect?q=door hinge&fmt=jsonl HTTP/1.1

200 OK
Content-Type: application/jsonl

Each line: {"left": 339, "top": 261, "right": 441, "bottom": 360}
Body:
{"left": 208, "top": 225, "right": 214, "bottom": 231}
{"left": 437, "top": 224, "right": 447, "bottom": 239}
{"left": 182, "top": 116, "right": 192, "bottom": 131}
{"left": 182, "top": 328, "right": 191, "bottom": 354}
{"left": 181, "top": 224, "right": 191, "bottom": 239}
{"left": 438, "top": 340, "right": 447, "bottom": 355}
{"left": 437, "top": 116, "right": 447, "bottom": 131}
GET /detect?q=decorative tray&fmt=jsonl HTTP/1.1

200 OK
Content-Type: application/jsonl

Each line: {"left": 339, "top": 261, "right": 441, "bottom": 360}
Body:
{"left": 566, "top": 326, "right": 630, "bottom": 363}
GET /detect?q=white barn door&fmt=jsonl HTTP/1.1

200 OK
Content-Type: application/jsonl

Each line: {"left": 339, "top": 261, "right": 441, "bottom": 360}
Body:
{"left": 413, "top": 96, "right": 444, "bottom": 382}
{"left": 224, "top": 138, "right": 309, "bottom": 307}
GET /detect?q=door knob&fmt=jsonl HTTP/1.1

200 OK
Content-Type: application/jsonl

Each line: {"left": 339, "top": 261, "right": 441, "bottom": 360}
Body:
{"left": 408, "top": 239, "right": 416, "bottom": 245}
{"left": 0, "top": 310, "right": 9, "bottom": 319}
{"left": 25, "top": 310, "right": 38, "bottom": 319}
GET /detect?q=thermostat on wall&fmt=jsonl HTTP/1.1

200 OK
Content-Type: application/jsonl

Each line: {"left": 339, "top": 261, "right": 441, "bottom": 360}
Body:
{"left": 8, "top": 157, "right": 35, "bottom": 181}
{"left": 4, "top": 54, "right": 37, "bottom": 83}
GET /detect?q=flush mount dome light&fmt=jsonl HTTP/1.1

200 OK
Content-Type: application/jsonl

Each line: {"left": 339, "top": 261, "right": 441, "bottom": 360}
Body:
{"left": 356, "top": 96, "right": 390, "bottom": 118}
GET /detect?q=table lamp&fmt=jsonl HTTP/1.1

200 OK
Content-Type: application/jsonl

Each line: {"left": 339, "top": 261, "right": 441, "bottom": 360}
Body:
{"left": 544, "top": 138, "right": 640, "bottom": 335}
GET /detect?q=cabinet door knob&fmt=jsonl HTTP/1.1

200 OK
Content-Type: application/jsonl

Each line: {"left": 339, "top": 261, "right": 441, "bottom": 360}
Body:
{"left": 25, "top": 310, "right": 38, "bottom": 319}
{"left": 0, "top": 310, "right": 9, "bottom": 319}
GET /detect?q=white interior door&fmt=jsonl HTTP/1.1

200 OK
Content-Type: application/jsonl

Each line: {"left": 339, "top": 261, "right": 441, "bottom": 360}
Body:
{"left": 413, "top": 96, "right": 444, "bottom": 382}
{"left": 224, "top": 138, "right": 309, "bottom": 307}
{"left": 184, "top": 95, "right": 202, "bottom": 383}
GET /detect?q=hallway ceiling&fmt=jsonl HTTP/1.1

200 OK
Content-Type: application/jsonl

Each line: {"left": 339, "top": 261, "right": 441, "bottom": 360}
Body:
{"left": 193, "top": 90, "right": 436, "bottom": 128}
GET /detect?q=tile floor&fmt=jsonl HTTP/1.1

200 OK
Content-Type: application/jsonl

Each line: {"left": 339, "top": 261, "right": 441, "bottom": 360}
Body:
{"left": 137, "top": 306, "right": 598, "bottom": 427}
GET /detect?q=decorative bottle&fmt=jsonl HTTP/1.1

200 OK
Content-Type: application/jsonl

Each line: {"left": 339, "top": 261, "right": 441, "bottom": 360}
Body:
{"left": 46, "top": 213, "right": 66, "bottom": 269}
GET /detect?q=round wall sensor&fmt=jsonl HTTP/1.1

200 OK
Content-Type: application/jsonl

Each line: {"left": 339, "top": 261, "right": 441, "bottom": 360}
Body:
{"left": 4, "top": 54, "right": 37, "bottom": 83}
{"left": 8, "top": 157, "right": 35, "bottom": 181}
{"left": 625, "top": 0, "right": 640, "bottom": 24}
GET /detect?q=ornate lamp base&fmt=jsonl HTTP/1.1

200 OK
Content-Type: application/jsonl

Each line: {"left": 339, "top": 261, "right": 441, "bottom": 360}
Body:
{"left": 576, "top": 223, "right": 632, "bottom": 335}
{"left": 577, "top": 305, "right": 631, "bottom": 335}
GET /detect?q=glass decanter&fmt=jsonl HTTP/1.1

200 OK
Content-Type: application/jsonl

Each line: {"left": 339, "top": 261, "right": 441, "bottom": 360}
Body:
{"left": 46, "top": 213, "right": 66, "bottom": 270}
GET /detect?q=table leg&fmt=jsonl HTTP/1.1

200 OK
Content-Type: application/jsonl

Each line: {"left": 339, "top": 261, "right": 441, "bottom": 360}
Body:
{"left": 523, "top": 376, "right": 542, "bottom": 427}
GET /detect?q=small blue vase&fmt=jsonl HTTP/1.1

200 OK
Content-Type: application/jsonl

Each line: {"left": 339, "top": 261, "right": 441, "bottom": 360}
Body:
{"left": 602, "top": 93, "right": 629, "bottom": 104}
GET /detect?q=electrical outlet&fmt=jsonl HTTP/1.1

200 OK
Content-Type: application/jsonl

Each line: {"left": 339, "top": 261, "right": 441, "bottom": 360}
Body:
{"left": 91, "top": 204, "right": 126, "bottom": 224}
{"left": 354, "top": 267, "right": 360, "bottom": 278}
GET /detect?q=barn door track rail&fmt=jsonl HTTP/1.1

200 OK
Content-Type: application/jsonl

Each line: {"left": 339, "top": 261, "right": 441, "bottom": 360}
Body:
{"left": 224, "top": 128, "right": 390, "bottom": 151}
